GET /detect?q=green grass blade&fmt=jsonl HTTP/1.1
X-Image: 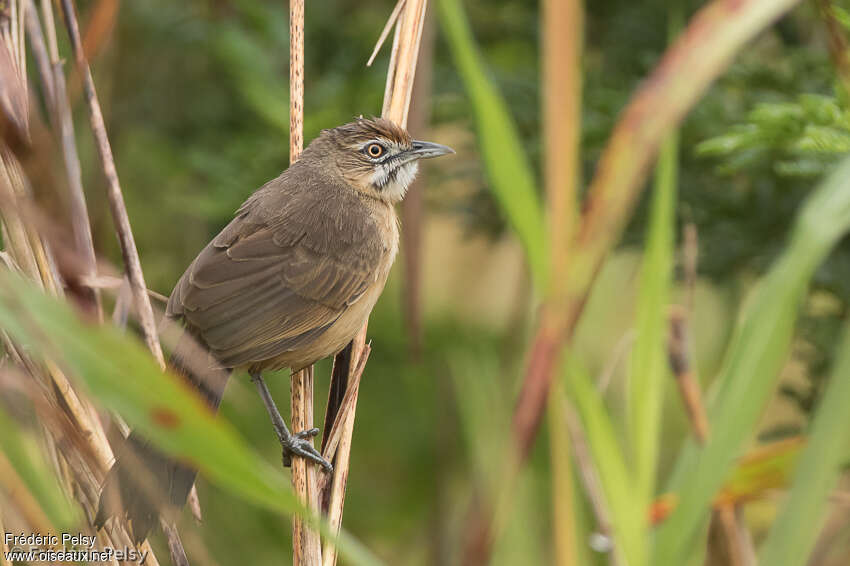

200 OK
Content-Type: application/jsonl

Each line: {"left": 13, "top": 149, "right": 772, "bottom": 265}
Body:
{"left": 437, "top": 0, "right": 547, "bottom": 288}
{"left": 0, "top": 270, "right": 382, "bottom": 566}
{"left": 0, "top": 406, "right": 77, "bottom": 529}
{"left": 758, "top": 321, "right": 850, "bottom": 566}
{"left": 653, "top": 155, "right": 850, "bottom": 565}
{"left": 628, "top": 130, "right": 678, "bottom": 510}
{"left": 548, "top": 383, "right": 579, "bottom": 566}
{"left": 564, "top": 354, "right": 644, "bottom": 566}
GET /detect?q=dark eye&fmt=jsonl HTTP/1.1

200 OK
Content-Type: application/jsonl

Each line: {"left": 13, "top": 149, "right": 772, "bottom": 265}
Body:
{"left": 366, "top": 143, "right": 385, "bottom": 158}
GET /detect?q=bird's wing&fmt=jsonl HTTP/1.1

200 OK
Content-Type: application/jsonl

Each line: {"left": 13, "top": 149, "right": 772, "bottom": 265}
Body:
{"left": 167, "top": 187, "right": 385, "bottom": 368}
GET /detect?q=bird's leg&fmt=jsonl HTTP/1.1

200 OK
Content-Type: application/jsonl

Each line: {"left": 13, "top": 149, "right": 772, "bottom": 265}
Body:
{"left": 250, "top": 371, "right": 333, "bottom": 472}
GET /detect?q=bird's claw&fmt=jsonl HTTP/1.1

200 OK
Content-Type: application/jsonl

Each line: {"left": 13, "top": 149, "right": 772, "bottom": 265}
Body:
{"left": 282, "top": 428, "right": 333, "bottom": 472}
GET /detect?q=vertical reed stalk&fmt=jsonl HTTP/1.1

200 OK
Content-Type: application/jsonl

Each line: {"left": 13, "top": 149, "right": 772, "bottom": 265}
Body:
{"left": 32, "top": 0, "right": 101, "bottom": 320}
{"left": 320, "top": 3, "right": 429, "bottom": 565}
{"left": 399, "top": 5, "right": 433, "bottom": 360}
{"left": 0, "top": 3, "right": 163, "bottom": 563}
{"left": 287, "top": 1, "right": 323, "bottom": 564}
{"left": 58, "top": 0, "right": 165, "bottom": 369}
{"left": 57, "top": 1, "right": 189, "bottom": 562}
{"left": 543, "top": 1, "right": 582, "bottom": 563}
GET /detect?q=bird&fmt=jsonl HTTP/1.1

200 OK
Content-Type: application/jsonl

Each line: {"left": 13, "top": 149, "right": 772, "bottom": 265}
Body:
{"left": 95, "top": 117, "right": 454, "bottom": 542}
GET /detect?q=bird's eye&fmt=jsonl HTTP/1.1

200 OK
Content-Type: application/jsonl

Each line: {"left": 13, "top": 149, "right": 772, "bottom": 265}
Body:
{"left": 366, "top": 143, "right": 385, "bottom": 158}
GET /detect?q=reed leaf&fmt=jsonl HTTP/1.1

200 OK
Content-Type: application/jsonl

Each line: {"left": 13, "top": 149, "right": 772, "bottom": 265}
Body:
{"left": 628, "top": 130, "right": 678, "bottom": 512}
{"left": 0, "top": 269, "right": 382, "bottom": 566}
{"left": 758, "top": 321, "right": 850, "bottom": 566}
{"left": 563, "top": 354, "right": 643, "bottom": 566}
{"left": 0, "top": 406, "right": 77, "bottom": 529}
{"left": 654, "top": 154, "right": 850, "bottom": 565}
{"left": 437, "top": 0, "right": 547, "bottom": 287}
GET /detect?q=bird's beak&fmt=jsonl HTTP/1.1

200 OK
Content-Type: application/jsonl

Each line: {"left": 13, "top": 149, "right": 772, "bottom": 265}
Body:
{"left": 410, "top": 140, "right": 455, "bottom": 160}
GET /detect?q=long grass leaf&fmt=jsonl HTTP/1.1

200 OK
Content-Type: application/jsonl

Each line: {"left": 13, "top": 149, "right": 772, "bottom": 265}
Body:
{"left": 653, "top": 155, "right": 850, "bottom": 565}
{"left": 0, "top": 406, "right": 77, "bottom": 529}
{"left": 564, "top": 355, "right": 644, "bottom": 566}
{"left": 628, "top": 129, "right": 678, "bottom": 511}
{"left": 758, "top": 322, "right": 850, "bottom": 566}
{"left": 437, "top": 0, "right": 547, "bottom": 287}
{"left": 0, "top": 270, "right": 382, "bottom": 566}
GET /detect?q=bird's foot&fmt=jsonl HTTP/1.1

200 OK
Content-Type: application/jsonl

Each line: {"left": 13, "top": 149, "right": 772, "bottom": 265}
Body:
{"left": 281, "top": 427, "right": 333, "bottom": 472}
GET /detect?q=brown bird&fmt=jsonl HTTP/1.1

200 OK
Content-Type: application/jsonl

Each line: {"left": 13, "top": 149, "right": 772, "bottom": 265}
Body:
{"left": 96, "top": 117, "right": 454, "bottom": 541}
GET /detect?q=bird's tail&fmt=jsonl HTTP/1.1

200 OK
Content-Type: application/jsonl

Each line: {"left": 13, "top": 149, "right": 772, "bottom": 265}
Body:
{"left": 95, "top": 332, "right": 230, "bottom": 543}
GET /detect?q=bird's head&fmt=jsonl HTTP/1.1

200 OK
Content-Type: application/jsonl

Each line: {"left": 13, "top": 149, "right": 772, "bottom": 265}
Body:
{"left": 309, "top": 117, "right": 454, "bottom": 202}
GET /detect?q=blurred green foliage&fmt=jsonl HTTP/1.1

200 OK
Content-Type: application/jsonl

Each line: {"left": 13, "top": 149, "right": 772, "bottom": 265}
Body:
{"left": 32, "top": 0, "right": 849, "bottom": 563}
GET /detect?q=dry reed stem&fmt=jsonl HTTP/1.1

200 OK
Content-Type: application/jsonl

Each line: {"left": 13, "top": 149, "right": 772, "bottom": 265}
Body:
{"left": 382, "top": 0, "right": 427, "bottom": 127}
{"left": 543, "top": 0, "right": 581, "bottom": 299}
{"left": 399, "top": 5, "right": 433, "bottom": 359}
{"left": 0, "top": 197, "right": 162, "bottom": 566}
{"left": 0, "top": 2, "right": 184, "bottom": 563}
{"left": 321, "top": 328, "right": 368, "bottom": 566}
{"left": 58, "top": 0, "right": 165, "bottom": 369}
{"left": 291, "top": 367, "right": 322, "bottom": 566}
{"left": 548, "top": 391, "right": 578, "bottom": 566}
{"left": 367, "top": 0, "right": 405, "bottom": 67}
{"left": 30, "top": 0, "right": 101, "bottom": 320}
{"left": 320, "top": 3, "right": 428, "bottom": 565}
{"left": 320, "top": 342, "right": 370, "bottom": 465}
{"left": 23, "top": 5, "right": 52, "bottom": 108}
{"left": 286, "top": 1, "right": 323, "bottom": 564}
{"left": 543, "top": 3, "right": 582, "bottom": 563}
{"left": 668, "top": 306, "right": 709, "bottom": 443}
{"left": 58, "top": 2, "right": 191, "bottom": 563}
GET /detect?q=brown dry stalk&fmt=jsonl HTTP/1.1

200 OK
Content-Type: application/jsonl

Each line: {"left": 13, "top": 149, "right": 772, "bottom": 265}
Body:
{"left": 319, "top": 2, "right": 429, "bottom": 566}
{"left": 399, "top": 3, "right": 434, "bottom": 360}
{"left": 0, "top": 4, "right": 162, "bottom": 562}
{"left": 668, "top": 305, "right": 709, "bottom": 443}
{"left": 286, "top": 1, "right": 324, "bottom": 564}
{"left": 1, "top": 2, "right": 191, "bottom": 563}
{"left": 58, "top": 1, "right": 192, "bottom": 562}
{"left": 58, "top": 0, "right": 165, "bottom": 369}
{"left": 29, "top": 0, "right": 101, "bottom": 320}
{"left": 321, "top": 328, "right": 369, "bottom": 566}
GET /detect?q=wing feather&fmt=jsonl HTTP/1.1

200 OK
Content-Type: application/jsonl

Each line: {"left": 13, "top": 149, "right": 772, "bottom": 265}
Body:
{"left": 166, "top": 176, "right": 385, "bottom": 369}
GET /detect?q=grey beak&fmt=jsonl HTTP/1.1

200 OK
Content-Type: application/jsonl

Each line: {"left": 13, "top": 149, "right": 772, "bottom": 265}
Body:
{"left": 410, "top": 140, "right": 455, "bottom": 159}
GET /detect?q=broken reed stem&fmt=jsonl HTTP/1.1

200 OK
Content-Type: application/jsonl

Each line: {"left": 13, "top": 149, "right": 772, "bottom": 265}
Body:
{"left": 58, "top": 0, "right": 164, "bottom": 369}
{"left": 321, "top": 335, "right": 369, "bottom": 566}
{"left": 399, "top": 5, "right": 433, "bottom": 360}
{"left": 30, "top": 0, "right": 101, "bottom": 320}
{"left": 55, "top": 1, "right": 188, "bottom": 562}
{"left": 319, "top": 2, "right": 429, "bottom": 565}
{"left": 287, "top": 1, "right": 323, "bottom": 565}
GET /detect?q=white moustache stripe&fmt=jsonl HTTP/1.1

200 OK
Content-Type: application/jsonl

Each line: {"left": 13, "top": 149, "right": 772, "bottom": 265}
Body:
{"left": 370, "top": 161, "right": 419, "bottom": 201}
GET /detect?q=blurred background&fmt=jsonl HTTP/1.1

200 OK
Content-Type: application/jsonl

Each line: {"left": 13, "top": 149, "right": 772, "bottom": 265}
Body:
{"left": 5, "top": 0, "right": 850, "bottom": 565}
